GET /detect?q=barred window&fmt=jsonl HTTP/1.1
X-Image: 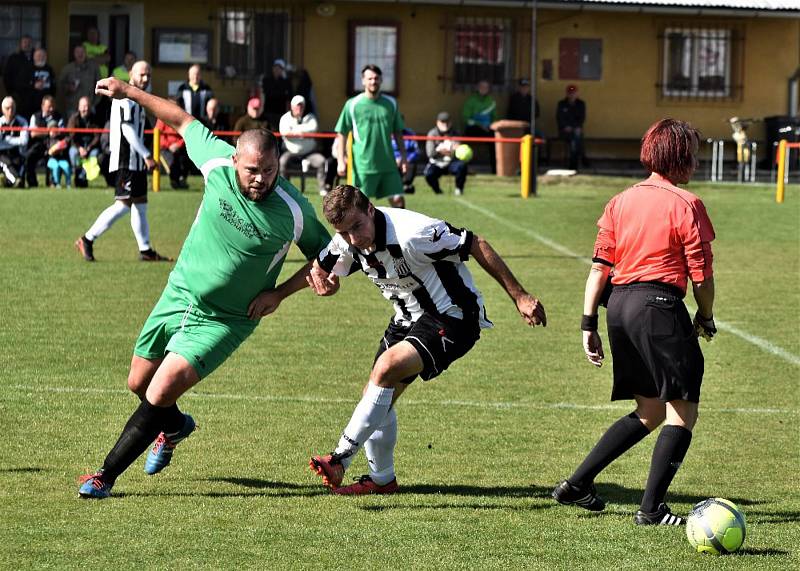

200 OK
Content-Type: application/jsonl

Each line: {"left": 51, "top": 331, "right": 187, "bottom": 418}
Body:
{"left": 660, "top": 27, "right": 742, "bottom": 100}
{"left": 452, "top": 17, "right": 512, "bottom": 89}
{"left": 218, "top": 8, "right": 289, "bottom": 79}
{"left": 348, "top": 22, "right": 399, "bottom": 95}
{"left": 0, "top": 2, "right": 45, "bottom": 75}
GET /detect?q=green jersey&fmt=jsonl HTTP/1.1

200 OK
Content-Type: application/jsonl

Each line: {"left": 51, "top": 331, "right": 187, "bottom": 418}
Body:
{"left": 168, "top": 120, "right": 330, "bottom": 318}
{"left": 335, "top": 93, "right": 403, "bottom": 175}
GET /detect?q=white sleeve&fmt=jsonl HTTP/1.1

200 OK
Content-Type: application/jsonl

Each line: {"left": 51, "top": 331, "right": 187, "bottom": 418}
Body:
{"left": 120, "top": 122, "right": 151, "bottom": 159}
{"left": 317, "top": 234, "right": 359, "bottom": 276}
{"left": 407, "top": 219, "right": 474, "bottom": 265}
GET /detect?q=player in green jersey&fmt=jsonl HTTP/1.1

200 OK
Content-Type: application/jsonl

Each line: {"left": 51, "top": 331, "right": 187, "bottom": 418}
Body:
{"left": 78, "top": 76, "right": 331, "bottom": 499}
{"left": 334, "top": 64, "right": 407, "bottom": 209}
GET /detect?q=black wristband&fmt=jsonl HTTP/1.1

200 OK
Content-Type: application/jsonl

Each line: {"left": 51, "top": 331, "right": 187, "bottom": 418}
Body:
{"left": 581, "top": 314, "right": 598, "bottom": 332}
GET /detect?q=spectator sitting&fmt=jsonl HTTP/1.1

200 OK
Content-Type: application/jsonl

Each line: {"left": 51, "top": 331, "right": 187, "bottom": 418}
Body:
{"left": 112, "top": 51, "right": 137, "bottom": 83}
{"left": 278, "top": 94, "right": 326, "bottom": 195}
{"left": 83, "top": 27, "right": 110, "bottom": 78}
{"left": 556, "top": 83, "right": 587, "bottom": 170}
{"left": 3, "top": 35, "right": 35, "bottom": 120}
{"left": 201, "top": 97, "right": 230, "bottom": 135}
{"left": 176, "top": 64, "right": 214, "bottom": 121}
{"left": 261, "top": 58, "right": 292, "bottom": 129}
{"left": 0, "top": 96, "right": 29, "bottom": 187}
{"left": 155, "top": 115, "right": 189, "bottom": 189}
{"left": 392, "top": 127, "right": 420, "bottom": 194}
{"left": 31, "top": 48, "right": 56, "bottom": 117}
{"left": 462, "top": 79, "right": 497, "bottom": 173}
{"left": 46, "top": 119, "right": 71, "bottom": 188}
{"left": 26, "top": 94, "right": 62, "bottom": 188}
{"left": 59, "top": 45, "right": 100, "bottom": 121}
{"left": 507, "top": 78, "right": 542, "bottom": 134}
{"left": 424, "top": 111, "right": 468, "bottom": 196}
{"left": 67, "top": 95, "right": 101, "bottom": 187}
{"left": 233, "top": 98, "right": 270, "bottom": 144}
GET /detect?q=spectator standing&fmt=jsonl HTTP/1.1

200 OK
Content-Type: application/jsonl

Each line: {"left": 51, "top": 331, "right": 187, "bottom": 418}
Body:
{"left": 30, "top": 48, "right": 57, "bottom": 123}
{"left": 59, "top": 45, "right": 101, "bottom": 118}
{"left": 392, "top": 127, "right": 420, "bottom": 195}
{"left": 4, "top": 35, "right": 35, "bottom": 120}
{"left": 233, "top": 98, "right": 269, "bottom": 144}
{"left": 424, "top": 111, "right": 468, "bottom": 196}
{"left": 334, "top": 64, "right": 407, "bottom": 208}
{"left": 278, "top": 94, "right": 326, "bottom": 195}
{"left": 462, "top": 79, "right": 497, "bottom": 173}
{"left": 294, "top": 69, "right": 317, "bottom": 117}
{"left": 75, "top": 61, "right": 169, "bottom": 263}
{"left": 25, "top": 94, "right": 62, "bottom": 188}
{"left": 112, "top": 51, "right": 137, "bottom": 83}
{"left": 261, "top": 58, "right": 292, "bottom": 129}
{"left": 0, "top": 96, "right": 29, "bottom": 187}
{"left": 67, "top": 95, "right": 102, "bottom": 187}
{"left": 155, "top": 116, "right": 189, "bottom": 189}
{"left": 83, "top": 27, "right": 110, "bottom": 78}
{"left": 176, "top": 64, "right": 214, "bottom": 121}
{"left": 556, "top": 84, "right": 587, "bottom": 170}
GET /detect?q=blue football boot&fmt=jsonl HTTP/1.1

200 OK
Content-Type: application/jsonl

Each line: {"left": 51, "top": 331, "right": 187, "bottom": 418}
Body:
{"left": 78, "top": 470, "right": 113, "bottom": 499}
{"left": 144, "top": 414, "right": 196, "bottom": 475}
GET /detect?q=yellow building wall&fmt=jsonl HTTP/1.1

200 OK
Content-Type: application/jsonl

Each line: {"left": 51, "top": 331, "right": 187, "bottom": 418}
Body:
{"left": 28, "top": 1, "right": 800, "bottom": 151}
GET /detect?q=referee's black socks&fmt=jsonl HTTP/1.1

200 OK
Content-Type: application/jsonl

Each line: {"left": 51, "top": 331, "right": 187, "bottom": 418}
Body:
{"left": 100, "top": 399, "right": 185, "bottom": 483}
{"left": 640, "top": 424, "right": 692, "bottom": 513}
{"left": 569, "top": 412, "right": 651, "bottom": 487}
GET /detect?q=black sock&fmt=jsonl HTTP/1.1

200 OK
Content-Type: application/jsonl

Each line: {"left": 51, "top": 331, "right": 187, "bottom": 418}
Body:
{"left": 570, "top": 412, "right": 651, "bottom": 487}
{"left": 100, "top": 399, "right": 169, "bottom": 484}
{"left": 640, "top": 425, "right": 692, "bottom": 513}
{"left": 162, "top": 404, "right": 186, "bottom": 435}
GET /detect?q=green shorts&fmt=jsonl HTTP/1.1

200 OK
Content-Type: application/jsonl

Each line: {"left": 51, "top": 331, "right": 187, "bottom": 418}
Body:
{"left": 134, "top": 286, "right": 256, "bottom": 379}
{"left": 355, "top": 170, "right": 404, "bottom": 199}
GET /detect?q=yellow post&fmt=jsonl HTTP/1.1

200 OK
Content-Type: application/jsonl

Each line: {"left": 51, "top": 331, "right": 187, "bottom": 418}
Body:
{"left": 346, "top": 132, "right": 354, "bottom": 185}
{"left": 152, "top": 126, "right": 161, "bottom": 192}
{"left": 776, "top": 139, "right": 787, "bottom": 204}
{"left": 520, "top": 134, "right": 532, "bottom": 198}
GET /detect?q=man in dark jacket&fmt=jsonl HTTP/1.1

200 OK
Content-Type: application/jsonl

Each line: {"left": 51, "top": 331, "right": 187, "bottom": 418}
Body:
{"left": 3, "top": 35, "right": 34, "bottom": 119}
{"left": 176, "top": 64, "right": 214, "bottom": 121}
{"left": 556, "top": 84, "right": 587, "bottom": 169}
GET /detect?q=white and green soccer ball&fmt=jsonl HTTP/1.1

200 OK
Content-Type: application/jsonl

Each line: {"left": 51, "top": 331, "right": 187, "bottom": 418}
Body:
{"left": 686, "top": 498, "right": 747, "bottom": 555}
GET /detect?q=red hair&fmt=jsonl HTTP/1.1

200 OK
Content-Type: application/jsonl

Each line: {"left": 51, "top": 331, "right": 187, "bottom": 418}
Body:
{"left": 640, "top": 119, "right": 701, "bottom": 184}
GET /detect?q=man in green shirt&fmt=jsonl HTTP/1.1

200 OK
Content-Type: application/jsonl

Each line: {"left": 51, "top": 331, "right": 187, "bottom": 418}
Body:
{"left": 78, "top": 76, "right": 331, "bottom": 499}
{"left": 335, "top": 64, "right": 407, "bottom": 208}
{"left": 462, "top": 79, "right": 497, "bottom": 174}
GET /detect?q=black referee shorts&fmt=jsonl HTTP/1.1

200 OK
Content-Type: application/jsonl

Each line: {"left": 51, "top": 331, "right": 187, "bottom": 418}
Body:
{"left": 606, "top": 283, "right": 704, "bottom": 403}
{"left": 374, "top": 313, "right": 480, "bottom": 383}
{"left": 114, "top": 169, "right": 148, "bottom": 200}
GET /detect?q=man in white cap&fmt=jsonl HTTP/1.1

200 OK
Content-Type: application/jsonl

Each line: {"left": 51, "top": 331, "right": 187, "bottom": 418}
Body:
{"left": 279, "top": 94, "right": 326, "bottom": 195}
{"left": 261, "top": 58, "right": 292, "bottom": 128}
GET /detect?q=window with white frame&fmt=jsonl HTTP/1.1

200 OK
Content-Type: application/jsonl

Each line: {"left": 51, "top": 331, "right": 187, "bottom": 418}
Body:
{"left": 452, "top": 17, "right": 512, "bottom": 89}
{"left": 662, "top": 27, "right": 733, "bottom": 98}
{"left": 349, "top": 23, "right": 398, "bottom": 94}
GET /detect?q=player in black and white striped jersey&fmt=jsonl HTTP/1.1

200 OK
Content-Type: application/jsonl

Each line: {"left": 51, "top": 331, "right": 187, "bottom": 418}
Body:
{"left": 307, "top": 184, "right": 547, "bottom": 495}
{"left": 74, "top": 60, "right": 170, "bottom": 263}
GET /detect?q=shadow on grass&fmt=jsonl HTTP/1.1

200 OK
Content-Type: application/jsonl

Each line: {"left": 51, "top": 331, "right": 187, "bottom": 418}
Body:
{"left": 398, "top": 483, "right": 553, "bottom": 499}
{"left": 0, "top": 467, "right": 46, "bottom": 473}
{"left": 114, "top": 477, "right": 330, "bottom": 498}
{"left": 734, "top": 548, "right": 791, "bottom": 557}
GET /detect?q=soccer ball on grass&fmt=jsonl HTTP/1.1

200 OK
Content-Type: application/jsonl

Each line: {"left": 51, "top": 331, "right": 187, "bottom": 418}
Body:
{"left": 686, "top": 498, "right": 746, "bottom": 555}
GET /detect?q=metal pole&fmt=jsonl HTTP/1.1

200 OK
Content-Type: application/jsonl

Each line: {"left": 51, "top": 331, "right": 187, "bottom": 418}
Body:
{"left": 528, "top": 0, "right": 538, "bottom": 197}
{"left": 710, "top": 139, "right": 717, "bottom": 181}
{"left": 717, "top": 140, "right": 724, "bottom": 182}
{"left": 750, "top": 141, "right": 757, "bottom": 183}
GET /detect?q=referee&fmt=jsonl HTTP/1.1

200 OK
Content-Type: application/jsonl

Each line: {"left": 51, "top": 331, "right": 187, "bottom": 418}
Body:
{"left": 553, "top": 118, "right": 717, "bottom": 526}
{"left": 75, "top": 60, "right": 169, "bottom": 262}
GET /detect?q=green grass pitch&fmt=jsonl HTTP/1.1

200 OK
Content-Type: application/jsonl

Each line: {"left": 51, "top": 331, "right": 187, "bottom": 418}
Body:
{"left": 0, "top": 174, "right": 798, "bottom": 569}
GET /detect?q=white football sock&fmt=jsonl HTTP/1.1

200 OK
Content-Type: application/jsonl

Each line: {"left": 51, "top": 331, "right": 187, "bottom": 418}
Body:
{"left": 364, "top": 407, "right": 397, "bottom": 485}
{"left": 85, "top": 201, "right": 129, "bottom": 241}
{"left": 334, "top": 384, "right": 394, "bottom": 470}
{"left": 130, "top": 202, "right": 151, "bottom": 251}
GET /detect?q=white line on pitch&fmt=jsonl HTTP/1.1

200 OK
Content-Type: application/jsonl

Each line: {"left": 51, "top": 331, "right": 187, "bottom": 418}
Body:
{"left": 458, "top": 200, "right": 800, "bottom": 367}
{"left": 6, "top": 384, "right": 794, "bottom": 415}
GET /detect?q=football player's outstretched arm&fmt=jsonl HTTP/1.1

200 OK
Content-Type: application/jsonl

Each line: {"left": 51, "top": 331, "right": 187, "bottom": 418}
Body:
{"left": 95, "top": 77, "right": 194, "bottom": 136}
{"left": 470, "top": 235, "right": 546, "bottom": 327}
{"left": 248, "top": 260, "right": 338, "bottom": 320}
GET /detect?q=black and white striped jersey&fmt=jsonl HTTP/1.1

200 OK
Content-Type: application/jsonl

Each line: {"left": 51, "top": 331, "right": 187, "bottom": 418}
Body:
{"left": 318, "top": 208, "right": 493, "bottom": 329}
{"left": 109, "top": 98, "right": 147, "bottom": 172}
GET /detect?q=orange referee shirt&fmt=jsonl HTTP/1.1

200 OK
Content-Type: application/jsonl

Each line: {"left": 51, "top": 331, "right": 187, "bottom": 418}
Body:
{"left": 593, "top": 175, "right": 715, "bottom": 295}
